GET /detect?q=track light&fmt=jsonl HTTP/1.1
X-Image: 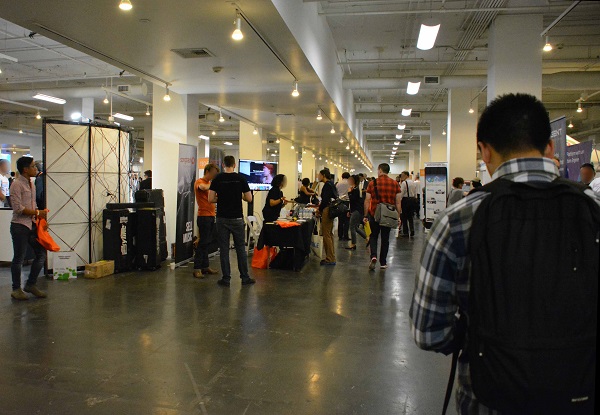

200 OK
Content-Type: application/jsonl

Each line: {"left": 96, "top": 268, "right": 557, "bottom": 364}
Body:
{"left": 346, "top": 145, "right": 350, "bottom": 150}
{"left": 330, "top": 126, "right": 335, "bottom": 134}
{"left": 396, "top": 134, "right": 403, "bottom": 139}
{"left": 291, "top": 145, "right": 294, "bottom": 150}
{"left": 18, "top": 129, "right": 23, "bottom": 134}
{"left": 568, "top": 120, "right": 574, "bottom": 128}
{"left": 401, "top": 108, "right": 412, "bottom": 116}
{"left": 36, "top": 112, "right": 41, "bottom": 120}
{"left": 339, "top": 137, "right": 344, "bottom": 143}
{"left": 319, "top": 156, "right": 322, "bottom": 160}
{"left": 232, "top": 12, "right": 244, "bottom": 41}
{"left": 543, "top": 36, "right": 552, "bottom": 52}
{"left": 397, "top": 124, "right": 405, "bottom": 130}
{"left": 146, "top": 106, "right": 150, "bottom": 116}
{"left": 317, "top": 110, "right": 322, "bottom": 120}
{"left": 428, "top": 143, "right": 431, "bottom": 147}
{"left": 577, "top": 103, "right": 583, "bottom": 113}
{"left": 212, "top": 130, "right": 216, "bottom": 136}
{"left": 163, "top": 86, "right": 171, "bottom": 102}
{"left": 417, "top": 23, "right": 440, "bottom": 50}
{"left": 469, "top": 107, "right": 474, "bottom": 114}
{"left": 119, "top": 0, "right": 133, "bottom": 11}
{"left": 103, "top": 92, "right": 109, "bottom": 104}
{"left": 442, "top": 128, "right": 446, "bottom": 136}
{"left": 394, "top": 141, "right": 400, "bottom": 145}
{"left": 407, "top": 81, "right": 421, "bottom": 95}
{"left": 291, "top": 81, "right": 299, "bottom": 97}
{"left": 350, "top": 150, "right": 354, "bottom": 154}
{"left": 139, "top": 157, "right": 144, "bottom": 163}
{"left": 219, "top": 111, "right": 225, "bottom": 122}
{"left": 253, "top": 127, "right": 258, "bottom": 135}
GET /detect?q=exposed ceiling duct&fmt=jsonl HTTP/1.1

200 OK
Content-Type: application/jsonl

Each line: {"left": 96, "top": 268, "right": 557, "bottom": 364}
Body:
{"left": 344, "top": 72, "right": 600, "bottom": 91}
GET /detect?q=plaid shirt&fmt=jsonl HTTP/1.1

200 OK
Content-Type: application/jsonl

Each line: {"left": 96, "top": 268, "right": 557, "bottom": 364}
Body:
{"left": 365, "top": 175, "right": 401, "bottom": 216}
{"left": 409, "top": 157, "right": 600, "bottom": 415}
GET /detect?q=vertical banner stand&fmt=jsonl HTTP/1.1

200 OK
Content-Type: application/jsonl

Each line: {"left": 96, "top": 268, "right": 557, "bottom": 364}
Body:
{"left": 423, "top": 162, "right": 448, "bottom": 230}
{"left": 175, "top": 144, "right": 198, "bottom": 267}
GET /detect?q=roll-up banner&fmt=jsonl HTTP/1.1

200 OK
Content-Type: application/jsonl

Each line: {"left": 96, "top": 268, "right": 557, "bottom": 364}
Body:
{"left": 551, "top": 116, "right": 567, "bottom": 178}
{"left": 424, "top": 162, "right": 448, "bottom": 229}
{"left": 175, "top": 144, "right": 197, "bottom": 266}
{"left": 566, "top": 141, "right": 593, "bottom": 181}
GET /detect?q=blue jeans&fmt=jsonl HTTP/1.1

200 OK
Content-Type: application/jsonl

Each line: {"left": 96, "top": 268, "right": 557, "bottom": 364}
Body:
{"left": 216, "top": 217, "right": 250, "bottom": 281}
{"left": 11, "top": 223, "right": 46, "bottom": 290}
{"left": 194, "top": 216, "right": 215, "bottom": 270}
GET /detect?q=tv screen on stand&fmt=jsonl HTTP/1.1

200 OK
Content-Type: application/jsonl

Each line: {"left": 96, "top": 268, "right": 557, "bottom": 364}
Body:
{"left": 238, "top": 159, "right": 278, "bottom": 191}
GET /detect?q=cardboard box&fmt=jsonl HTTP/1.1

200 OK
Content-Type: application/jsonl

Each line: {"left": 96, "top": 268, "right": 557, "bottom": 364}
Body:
{"left": 84, "top": 260, "right": 115, "bottom": 279}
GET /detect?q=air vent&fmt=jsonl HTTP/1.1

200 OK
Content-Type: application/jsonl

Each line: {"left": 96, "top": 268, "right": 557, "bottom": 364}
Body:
{"left": 400, "top": 140, "right": 406, "bottom": 145}
{"left": 171, "top": 48, "right": 215, "bottom": 59}
{"left": 275, "top": 113, "right": 295, "bottom": 117}
{"left": 410, "top": 112, "right": 421, "bottom": 118}
{"left": 198, "top": 114, "right": 207, "bottom": 120}
{"left": 117, "top": 85, "right": 130, "bottom": 92}
{"left": 404, "top": 129, "right": 411, "bottom": 134}
{"left": 424, "top": 75, "right": 440, "bottom": 85}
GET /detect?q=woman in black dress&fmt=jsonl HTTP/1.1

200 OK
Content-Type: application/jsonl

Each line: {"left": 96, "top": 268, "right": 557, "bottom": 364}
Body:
{"left": 262, "top": 174, "right": 290, "bottom": 222}
{"left": 296, "top": 177, "right": 316, "bottom": 204}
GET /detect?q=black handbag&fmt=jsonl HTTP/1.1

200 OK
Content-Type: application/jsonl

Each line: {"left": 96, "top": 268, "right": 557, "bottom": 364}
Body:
{"left": 329, "top": 198, "right": 349, "bottom": 218}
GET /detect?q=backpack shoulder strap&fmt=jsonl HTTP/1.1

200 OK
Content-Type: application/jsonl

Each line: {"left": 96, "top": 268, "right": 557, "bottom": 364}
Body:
{"left": 373, "top": 178, "right": 379, "bottom": 200}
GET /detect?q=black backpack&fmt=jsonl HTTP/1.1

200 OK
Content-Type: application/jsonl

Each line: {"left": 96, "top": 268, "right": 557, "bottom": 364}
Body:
{"left": 465, "top": 178, "right": 599, "bottom": 414}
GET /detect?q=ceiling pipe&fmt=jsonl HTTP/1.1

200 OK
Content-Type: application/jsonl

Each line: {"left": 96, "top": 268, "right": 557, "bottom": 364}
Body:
{"left": 0, "top": 85, "right": 147, "bottom": 102}
{"left": 343, "top": 72, "right": 600, "bottom": 91}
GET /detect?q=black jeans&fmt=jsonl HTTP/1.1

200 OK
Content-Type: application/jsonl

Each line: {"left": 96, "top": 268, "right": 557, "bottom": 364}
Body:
{"left": 11, "top": 223, "right": 46, "bottom": 290}
{"left": 369, "top": 216, "right": 391, "bottom": 266}
{"left": 216, "top": 217, "right": 250, "bottom": 281}
{"left": 337, "top": 214, "right": 349, "bottom": 239}
{"left": 194, "top": 216, "right": 215, "bottom": 270}
{"left": 401, "top": 198, "right": 415, "bottom": 235}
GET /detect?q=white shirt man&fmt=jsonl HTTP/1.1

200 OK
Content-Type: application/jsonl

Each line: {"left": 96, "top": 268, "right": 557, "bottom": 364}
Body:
{"left": 0, "top": 160, "right": 10, "bottom": 208}
{"left": 336, "top": 173, "right": 350, "bottom": 199}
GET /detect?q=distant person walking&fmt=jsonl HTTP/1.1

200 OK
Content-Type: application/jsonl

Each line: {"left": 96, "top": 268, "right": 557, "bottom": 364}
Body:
{"left": 208, "top": 156, "right": 255, "bottom": 287}
{"left": 345, "top": 174, "right": 365, "bottom": 250}
{"left": 447, "top": 177, "right": 466, "bottom": 206}
{"left": 316, "top": 169, "right": 337, "bottom": 265}
{"left": 399, "top": 171, "right": 416, "bottom": 237}
{"left": 193, "top": 163, "right": 220, "bottom": 278}
{"left": 9, "top": 156, "right": 49, "bottom": 301}
{"left": 0, "top": 159, "right": 10, "bottom": 208}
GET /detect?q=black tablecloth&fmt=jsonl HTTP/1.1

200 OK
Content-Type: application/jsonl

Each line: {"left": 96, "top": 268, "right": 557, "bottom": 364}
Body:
{"left": 257, "top": 219, "right": 315, "bottom": 271}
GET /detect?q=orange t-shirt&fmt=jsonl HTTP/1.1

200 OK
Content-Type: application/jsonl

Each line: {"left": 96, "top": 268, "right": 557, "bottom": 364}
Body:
{"left": 195, "top": 178, "right": 215, "bottom": 217}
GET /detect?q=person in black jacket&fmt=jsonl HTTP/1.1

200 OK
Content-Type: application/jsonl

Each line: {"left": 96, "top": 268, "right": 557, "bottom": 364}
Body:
{"left": 316, "top": 169, "right": 336, "bottom": 265}
{"left": 262, "top": 174, "right": 291, "bottom": 222}
{"left": 345, "top": 175, "right": 366, "bottom": 250}
{"left": 139, "top": 170, "right": 152, "bottom": 190}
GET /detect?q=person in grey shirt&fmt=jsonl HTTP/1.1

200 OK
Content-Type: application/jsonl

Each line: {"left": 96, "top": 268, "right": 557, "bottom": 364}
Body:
{"left": 448, "top": 177, "right": 466, "bottom": 206}
{"left": 9, "top": 157, "right": 49, "bottom": 301}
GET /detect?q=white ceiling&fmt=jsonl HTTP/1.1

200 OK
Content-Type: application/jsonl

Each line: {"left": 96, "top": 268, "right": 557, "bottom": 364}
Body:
{"left": 1, "top": 0, "right": 599, "bottom": 170}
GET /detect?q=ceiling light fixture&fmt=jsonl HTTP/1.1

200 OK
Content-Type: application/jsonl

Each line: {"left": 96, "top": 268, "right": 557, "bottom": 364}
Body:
{"left": 145, "top": 106, "right": 151, "bottom": 116}
{"left": 577, "top": 102, "right": 583, "bottom": 113}
{"left": 232, "top": 11, "right": 244, "bottom": 41}
{"left": 417, "top": 23, "right": 440, "bottom": 50}
{"left": 355, "top": 154, "right": 358, "bottom": 158}
{"left": 442, "top": 127, "right": 446, "bottom": 136}
{"left": 291, "top": 145, "right": 294, "bottom": 150}
{"left": 350, "top": 150, "right": 354, "bottom": 154}
{"left": 163, "top": 86, "right": 171, "bottom": 102}
{"left": 401, "top": 108, "right": 412, "bottom": 116}
{"left": 319, "top": 156, "right": 322, "bottom": 160}
{"left": 199, "top": 135, "right": 210, "bottom": 140}
{"left": 428, "top": 143, "right": 431, "bottom": 147}
{"left": 103, "top": 92, "right": 109, "bottom": 104}
{"left": 71, "top": 112, "right": 82, "bottom": 120}
{"left": 291, "top": 81, "right": 299, "bottom": 97}
{"left": 139, "top": 157, "right": 144, "bottom": 163}
{"left": 113, "top": 113, "right": 134, "bottom": 121}
{"left": 224, "top": 141, "right": 233, "bottom": 146}
{"left": 568, "top": 120, "right": 574, "bottom": 128}
{"left": 253, "top": 127, "right": 258, "bottom": 135}
{"left": 219, "top": 111, "right": 225, "bottom": 122}
{"left": 212, "top": 130, "right": 216, "bottom": 136}
{"left": 18, "top": 130, "right": 23, "bottom": 134}
{"left": 36, "top": 112, "right": 41, "bottom": 120}
{"left": 392, "top": 147, "right": 398, "bottom": 150}
{"left": 317, "top": 110, "right": 322, "bottom": 120}
{"left": 119, "top": 0, "right": 133, "bottom": 11}
{"left": 543, "top": 36, "right": 552, "bottom": 52}
{"left": 339, "top": 137, "right": 344, "bottom": 143}
{"left": 346, "top": 145, "right": 350, "bottom": 150}
{"left": 398, "top": 124, "right": 405, "bottom": 130}
{"left": 469, "top": 107, "right": 475, "bottom": 114}
{"left": 330, "top": 126, "right": 335, "bottom": 134}
{"left": 275, "top": 138, "right": 280, "bottom": 143}
{"left": 396, "top": 134, "right": 403, "bottom": 139}
{"left": 394, "top": 141, "right": 400, "bottom": 145}
{"left": 407, "top": 81, "right": 421, "bottom": 95}
{"left": 33, "top": 93, "right": 66, "bottom": 105}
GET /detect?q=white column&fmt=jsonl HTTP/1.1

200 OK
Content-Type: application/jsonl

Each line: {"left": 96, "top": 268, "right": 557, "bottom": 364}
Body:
{"left": 488, "top": 14, "right": 543, "bottom": 102}
{"left": 279, "top": 141, "right": 298, "bottom": 200}
{"left": 82, "top": 97, "right": 94, "bottom": 121}
{"left": 152, "top": 86, "right": 198, "bottom": 250}
{"left": 407, "top": 150, "right": 415, "bottom": 175}
{"left": 447, "top": 89, "right": 478, "bottom": 181}
{"left": 301, "top": 150, "right": 316, "bottom": 182}
{"left": 413, "top": 148, "right": 420, "bottom": 177}
{"left": 420, "top": 135, "right": 431, "bottom": 168}
{"left": 430, "top": 119, "right": 446, "bottom": 162}
{"left": 238, "top": 120, "right": 265, "bottom": 217}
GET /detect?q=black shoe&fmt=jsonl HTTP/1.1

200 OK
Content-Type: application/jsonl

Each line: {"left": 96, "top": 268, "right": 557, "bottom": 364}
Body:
{"left": 344, "top": 245, "right": 357, "bottom": 250}
{"left": 241, "top": 278, "right": 256, "bottom": 285}
{"left": 410, "top": 233, "right": 415, "bottom": 237}
{"left": 217, "top": 279, "right": 230, "bottom": 287}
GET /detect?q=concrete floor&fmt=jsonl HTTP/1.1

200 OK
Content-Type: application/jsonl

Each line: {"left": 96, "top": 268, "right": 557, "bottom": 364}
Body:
{"left": 0, "top": 229, "right": 457, "bottom": 415}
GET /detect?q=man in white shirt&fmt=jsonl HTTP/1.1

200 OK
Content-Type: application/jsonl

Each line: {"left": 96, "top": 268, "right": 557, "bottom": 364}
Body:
{"left": 399, "top": 171, "right": 417, "bottom": 237}
{"left": 336, "top": 172, "right": 351, "bottom": 239}
{"left": 0, "top": 159, "right": 10, "bottom": 208}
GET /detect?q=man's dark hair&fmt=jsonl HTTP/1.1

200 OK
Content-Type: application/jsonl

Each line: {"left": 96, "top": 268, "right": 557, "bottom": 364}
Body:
{"left": 378, "top": 163, "right": 390, "bottom": 174}
{"left": 271, "top": 174, "right": 286, "bottom": 188}
{"left": 358, "top": 173, "right": 365, "bottom": 178}
{"left": 144, "top": 170, "right": 152, "bottom": 178}
{"left": 401, "top": 171, "right": 410, "bottom": 177}
{"left": 203, "top": 163, "right": 219, "bottom": 174}
{"left": 477, "top": 93, "right": 551, "bottom": 156}
{"left": 453, "top": 177, "right": 465, "bottom": 188}
{"left": 319, "top": 169, "right": 331, "bottom": 180}
{"left": 350, "top": 174, "right": 359, "bottom": 186}
{"left": 580, "top": 163, "right": 595, "bottom": 173}
{"left": 17, "top": 156, "right": 34, "bottom": 174}
{"left": 472, "top": 180, "right": 482, "bottom": 189}
{"left": 342, "top": 172, "right": 350, "bottom": 179}
{"left": 301, "top": 178, "right": 311, "bottom": 186}
{"left": 223, "top": 156, "right": 236, "bottom": 167}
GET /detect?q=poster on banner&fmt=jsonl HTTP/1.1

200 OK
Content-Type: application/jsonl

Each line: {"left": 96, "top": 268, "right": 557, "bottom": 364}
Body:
{"left": 424, "top": 162, "right": 448, "bottom": 229}
{"left": 52, "top": 252, "right": 77, "bottom": 280}
{"left": 551, "top": 116, "right": 567, "bottom": 177}
{"left": 566, "top": 141, "right": 593, "bottom": 181}
{"left": 175, "top": 144, "right": 197, "bottom": 265}
{"left": 198, "top": 157, "right": 209, "bottom": 176}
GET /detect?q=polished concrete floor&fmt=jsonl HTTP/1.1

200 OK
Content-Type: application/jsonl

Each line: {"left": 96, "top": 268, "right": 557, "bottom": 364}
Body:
{"left": 0, "top": 228, "right": 456, "bottom": 415}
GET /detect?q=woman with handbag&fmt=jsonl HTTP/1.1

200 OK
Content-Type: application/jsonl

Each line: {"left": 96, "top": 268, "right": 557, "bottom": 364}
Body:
{"left": 345, "top": 175, "right": 366, "bottom": 250}
{"left": 315, "top": 169, "right": 336, "bottom": 265}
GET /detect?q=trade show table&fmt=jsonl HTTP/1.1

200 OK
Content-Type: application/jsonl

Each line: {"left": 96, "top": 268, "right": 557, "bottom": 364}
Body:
{"left": 257, "top": 218, "right": 315, "bottom": 271}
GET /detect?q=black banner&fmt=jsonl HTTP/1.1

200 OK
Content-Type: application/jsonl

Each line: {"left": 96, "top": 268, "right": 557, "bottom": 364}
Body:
{"left": 175, "top": 144, "right": 197, "bottom": 264}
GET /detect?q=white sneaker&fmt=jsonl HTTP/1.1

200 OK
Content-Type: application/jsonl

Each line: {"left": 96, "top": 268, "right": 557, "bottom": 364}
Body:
{"left": 380, "top": 265, "right": 388, "bottom": 269}
{"left": 369, "top": 257, "right": 377, "bottom": 270}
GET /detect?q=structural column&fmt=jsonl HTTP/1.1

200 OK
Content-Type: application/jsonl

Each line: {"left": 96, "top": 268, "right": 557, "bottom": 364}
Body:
{"left": 447, "top": 89, "right": 478, "bottom": 181}
{"left": 279, "top": 140, "right": 298, "bottom": 200}
{"left": 487, "top": 14, "right": 543, "bottom": 102}
{"left": 152, "top": 86, "right": 198, "bottom": 250}
{"left": 301, "top": 150, "right": 316, "bottom": 183}
{"left": 419, "top": 135, "right": 430, "bottom": 170}
{"left": 429, "top": 119, "right": 446, "bottom": 162}
{"left": 238, "top": 120, "right": 265, "bottom": 217}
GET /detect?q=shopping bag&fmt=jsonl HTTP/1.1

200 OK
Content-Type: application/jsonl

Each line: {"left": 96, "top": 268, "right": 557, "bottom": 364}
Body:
{"left": 251, "top": 246, "right": 277, "bottom": 269}
{"left": 36, "top": 218, "right": 60, "bottom": 252}
{"left": 311, "top": 234, "right": 323, "bottom": 258}
{"left": 364, "top": 220, "right": 372, "bottom": 238}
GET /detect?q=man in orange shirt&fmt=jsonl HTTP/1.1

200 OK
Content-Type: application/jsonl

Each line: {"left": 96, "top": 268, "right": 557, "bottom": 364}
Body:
{"left": 193, "top": 163, "right": 220, "bottom": 278}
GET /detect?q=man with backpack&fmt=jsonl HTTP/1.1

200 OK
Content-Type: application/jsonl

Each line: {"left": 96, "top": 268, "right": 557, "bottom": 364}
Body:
{"left": 363, "top": 163, "right": 402, "bottom": 270}
{"left": 410, "top": 93, "right": 598, "bottom": 415}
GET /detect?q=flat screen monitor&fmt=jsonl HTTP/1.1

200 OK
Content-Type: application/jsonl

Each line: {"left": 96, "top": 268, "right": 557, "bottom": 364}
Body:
{"left": 238, "top": 159, "right": 278, "bottom": 191}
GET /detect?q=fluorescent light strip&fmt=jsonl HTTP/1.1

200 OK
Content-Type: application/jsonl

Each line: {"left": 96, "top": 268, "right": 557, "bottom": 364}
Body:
{"left": 417, "top": 23, "right": 440, "bottom": 51}
{"left": 401, "top": 108, "right": 412, "bottom": 116}
{"left": 407, "top": 81, "right": 420, "bottom": 95}
{"left": 398, "top": 124, "right": 405, "bottom": 130}
{"left": 33, "top": 93, "right": 66, "bottom": 105}
{"left": 199, "top": 135, "right": 210, "bottom": 140}
{"left": 223, "top": 141, "right": 233, "bottom": 146}
{"left": 113, "top": 113, "right": 134, "bottom": 121}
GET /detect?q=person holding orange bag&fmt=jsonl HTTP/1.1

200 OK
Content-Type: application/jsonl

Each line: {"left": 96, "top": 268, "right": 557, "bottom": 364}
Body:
{"left": 9, "top": 156, "right": 49, "bottom": 301}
